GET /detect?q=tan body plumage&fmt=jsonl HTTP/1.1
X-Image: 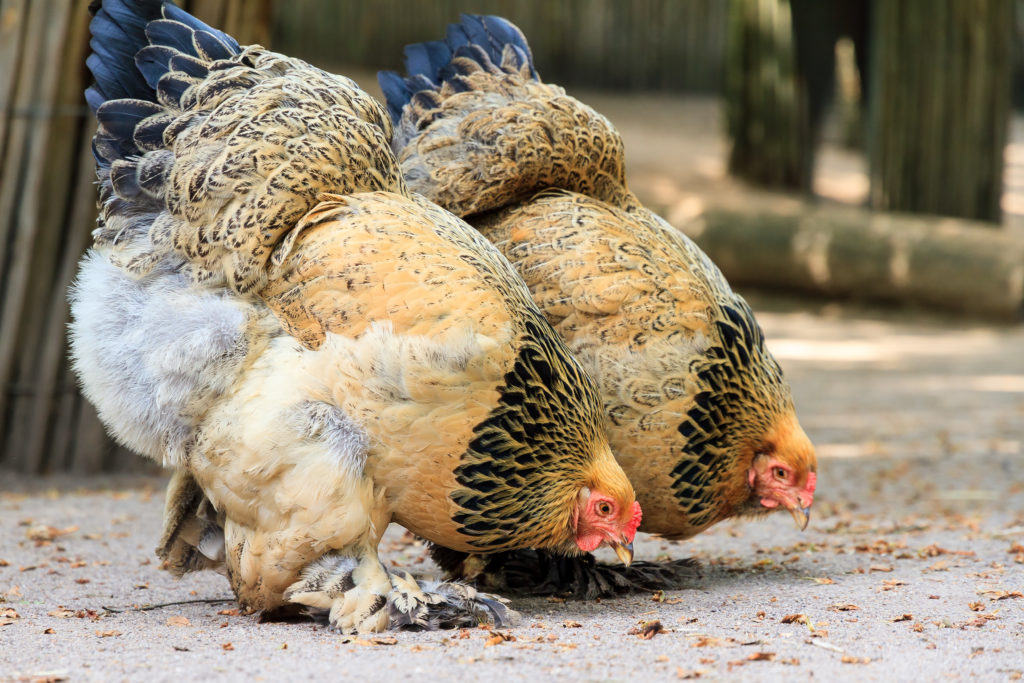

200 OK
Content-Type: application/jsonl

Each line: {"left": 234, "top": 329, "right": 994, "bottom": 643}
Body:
{"left": 71, "top": 2, "right": 637, "bottom": 629}
{"left": 381, "top": 15, "right": 817, "bottom": 592}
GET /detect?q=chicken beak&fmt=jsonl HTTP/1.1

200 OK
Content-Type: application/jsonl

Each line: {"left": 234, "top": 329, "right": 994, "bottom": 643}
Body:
{"left": 610, "top": 539, "right": 634, "bottom": 566}
{"left": 789, "top": 504, "right": 811, "bottom": 531}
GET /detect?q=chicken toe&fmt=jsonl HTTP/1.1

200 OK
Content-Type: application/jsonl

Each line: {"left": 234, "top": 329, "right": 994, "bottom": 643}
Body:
{"left": 286, "top": 553, "right": 392, "bottom": 634}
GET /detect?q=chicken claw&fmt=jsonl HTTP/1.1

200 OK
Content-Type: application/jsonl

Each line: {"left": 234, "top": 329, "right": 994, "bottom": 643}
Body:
{"left": 285, "top": 553, "right": 392, "bottom": 634}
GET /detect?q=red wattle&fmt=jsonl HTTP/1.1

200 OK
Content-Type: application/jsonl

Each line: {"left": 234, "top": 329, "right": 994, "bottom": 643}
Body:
{"left": 576, "top": 533, "right": 604, "bottom": 552}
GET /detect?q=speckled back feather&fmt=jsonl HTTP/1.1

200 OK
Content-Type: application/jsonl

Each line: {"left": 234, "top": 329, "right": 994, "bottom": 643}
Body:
{"left": 91, "top": 6, "right": 402, "bottom": 294}
{"left": 379, "top": 16, "right": 634, "bottom": 217}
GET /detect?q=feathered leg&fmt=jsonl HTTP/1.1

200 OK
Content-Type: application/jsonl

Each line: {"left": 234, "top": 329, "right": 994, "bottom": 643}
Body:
{"left": 284, "top": 547, "right": 393, "bottom": 633}
{"left": 157, "top": 468, "right": 226, "bottom": 576}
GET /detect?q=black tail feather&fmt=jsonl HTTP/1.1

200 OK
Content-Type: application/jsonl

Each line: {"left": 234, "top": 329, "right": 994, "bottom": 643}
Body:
{"left": 430, "top": 544, "right": 700, "bottom": 601}
{"left": 144, "top": 18, "right": 196, "bottom": 55}
{"left": 378, "top": 14, "right": 538, "bottom": 125}
{"left": 86, "top": 0, "right": 242, "bottom": 169}
{"left": 494, "top": 550, "right": 701, "bottom": 601}
{"left": 161, "top": 3, "right": 240, "bottom": 53}
{"left": 86, "top": 0, "right": 165, "bottom": 113}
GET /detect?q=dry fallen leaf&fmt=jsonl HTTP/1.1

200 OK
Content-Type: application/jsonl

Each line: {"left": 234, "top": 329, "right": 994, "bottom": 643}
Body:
{"left": 841, "top": 656, "right": 871, "bottom": 664}
{"left": 829, "top": 603, "right": 859, "bottom": 612}
{"left": 676, "top": 668, "right": 705, "bottom": 679}
{"left": 48, "top": 607, "right": 75, "bottom": 618}
{"left": 919, "top": 544, "right": 974, "bottom": 558}
{"left": 869, "top": 565, "right": 893, "bottom": 573}
{"left": 1, "top": 607, "right": 19, "bottom": 619}
{"left": 95, "top": 630, "right": 121, "bottom": 637}
{"left": 781, "top": 614, "right": 808, "bottom": 625}
{"left": 221, "top": 642, "right": 234, "bottom": 650}
{"left": 977, "top": 589, "right": 1023, "bottom": 600}
{"left": 26, "top": 525, "right": 79, "bottom": 542}
{"left": 890, "top": 614, "right": 913, "bottom": 622}
{"left": 370, "top": 636, "right": 397, "bottom": 646}
{"left": 968, "top": 601, "right": 985, "bottom": 612}
{"left": 879, "top": 579, "right": 907, "bottom": 591}
{"left": 43, "top": 627, "right": 56, "bottom": 634}
{"left": 911, "top": 623, "right": 924, "bottom": 632}
{"left": 692, "top": 636, "right": 730, "bottom": 648}
{"left": 812, "top": 577, "right": 835, "bottom": 585}
{"left": 166, "top": 616, "right": 191, "bottom": 627}
{"left": 964, "top": 613, "right": 999, "bottom": 628}
{"left": 628, "top": 620, "right": 666, "bottom": 640}
{"left": 746, "top": 652, "right": 776, "bottom": 662}
{"left": 563, "top": 620, "right": 582, "bottom": 628}
{"left": 484, "top": 630, "right": 515, "bottom": 647}
{"left": 217, "top": 608, "right": 241, "bottom": 616}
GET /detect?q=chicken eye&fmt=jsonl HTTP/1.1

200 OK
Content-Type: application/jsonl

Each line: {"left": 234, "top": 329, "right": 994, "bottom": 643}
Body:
{"left": 774, "top": 467, "right": 788, "bottom": 480}
{"left": 595, "top": 501, "right": 613, "bottom": 516}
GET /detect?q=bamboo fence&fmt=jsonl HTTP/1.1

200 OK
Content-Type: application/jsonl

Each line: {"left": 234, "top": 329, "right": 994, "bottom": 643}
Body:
{"left": 0, "top": 0, "right": 270, "bottom": 475}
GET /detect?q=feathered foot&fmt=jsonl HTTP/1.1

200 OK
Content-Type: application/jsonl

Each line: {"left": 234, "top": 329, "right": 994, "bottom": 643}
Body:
{"left": 156, "top": 469, "right": 226, "bottom": 577}
{"left": 431, "top": 545, "right": 701, "bottom": 600}
{"left": 387, "top": 571, "right": 518, "bottom": 630}
{"left": 285, "top": 553, "right": 392, "bottom": 633}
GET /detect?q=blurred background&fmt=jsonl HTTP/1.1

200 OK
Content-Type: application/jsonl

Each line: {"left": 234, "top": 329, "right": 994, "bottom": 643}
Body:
{"left": 1, "top": 0, "right": 1022, "bottom": 476}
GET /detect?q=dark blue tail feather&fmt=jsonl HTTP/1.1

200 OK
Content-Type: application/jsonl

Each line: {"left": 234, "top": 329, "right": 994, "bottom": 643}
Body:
{"left": 378, "top": 14, "right": 538, "bottom": 125}
{"left": 86, "top": 0, "right": 241, "bottom": 169}
{"left": 85, "top": 0, "right": 165, "bottom": 112}
{"left": 161, "top": 3, "right": 240, "bottom": 54}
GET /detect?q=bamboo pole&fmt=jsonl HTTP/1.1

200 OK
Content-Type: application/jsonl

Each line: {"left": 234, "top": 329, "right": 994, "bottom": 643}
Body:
{"left": 0, "top": 0, "right": 29, "bottom": 166}
{"left": 0, "top": 1, "right": 73, "bottom": 460}
{"left": 724, "top": 0, "right": 810, "bottom": 190}
{"left": 868, "top": 0, "right": 1011, "bottom": 222}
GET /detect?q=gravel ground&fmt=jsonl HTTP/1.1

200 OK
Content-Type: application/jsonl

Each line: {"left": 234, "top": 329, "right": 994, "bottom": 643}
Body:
{"left": 2, "top": 299, "right": 1022, "bottom": 682}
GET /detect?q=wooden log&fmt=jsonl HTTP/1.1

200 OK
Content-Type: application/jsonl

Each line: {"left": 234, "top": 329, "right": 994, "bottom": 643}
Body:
{"left": 673, "top": 197, "right": 1024, "bottom": 320}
